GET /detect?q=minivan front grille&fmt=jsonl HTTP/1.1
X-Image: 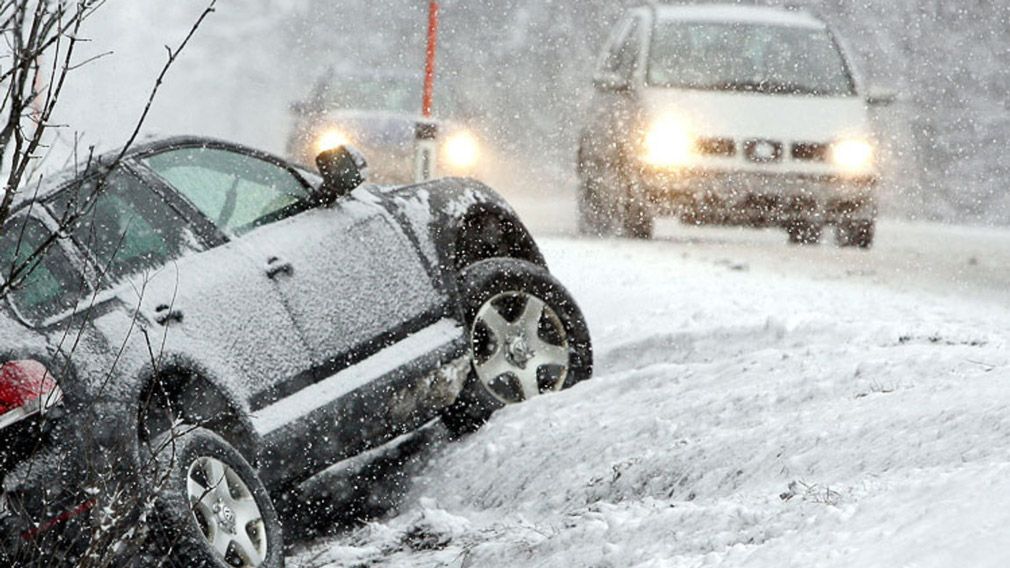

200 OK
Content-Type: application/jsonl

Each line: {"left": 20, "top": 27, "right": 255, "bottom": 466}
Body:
{"left": 792, "top": 142, "right": 830, "bottom": 162}
{"left": 743, "top": 140, "right": 784, "bottom": 163}
{"left": 695, "top": 137, "right": 736, "bottom": 157}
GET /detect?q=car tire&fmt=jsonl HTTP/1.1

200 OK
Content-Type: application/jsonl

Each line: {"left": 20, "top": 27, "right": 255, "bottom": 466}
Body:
{"left": 835, "top": 220, "right": 875, "bottom": 249}
{"left": 147, "top": 427, "right": 284, "bottom": 568}
{"left": 577, "top": 177, "right": 613, "bottom": 237}
{"left": 441, "top": 259, "right": 593, "bottom": 437}
{"left": 785, "top": 220, "right": 822, "bottom": 245}
{"left": 622, "top": 194, "right": 655, "bottom": 240}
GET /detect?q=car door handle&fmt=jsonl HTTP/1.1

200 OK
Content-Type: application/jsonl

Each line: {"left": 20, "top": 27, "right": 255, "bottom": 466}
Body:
{"left": 265, "top": 257, "right": 294, "bottom": 279}
{"left": 153, "top": 304, "right": 184, "bottom": 326}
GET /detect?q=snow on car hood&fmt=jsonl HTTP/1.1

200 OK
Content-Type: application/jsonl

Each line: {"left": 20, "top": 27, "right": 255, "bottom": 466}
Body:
{"left": 642, "top": 88, "right": 871, "bottom": 142}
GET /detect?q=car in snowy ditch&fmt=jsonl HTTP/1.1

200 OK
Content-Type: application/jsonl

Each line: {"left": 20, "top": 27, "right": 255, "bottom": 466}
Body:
{"left": 287, "top": 69, "right": 488, "bottom": 185}
{"left": 577, "top": 4, "right": 893, "bottom": 246}
{"left": 0, "top": 136, "right": 592, "bottom": 566}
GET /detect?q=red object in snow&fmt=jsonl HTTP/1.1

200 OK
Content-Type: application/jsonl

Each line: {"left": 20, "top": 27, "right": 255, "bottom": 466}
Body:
{"left": 422, "top": 1, "right": 440, "bottom": 118}
{"left": 0, "top": 360, "right": 60, "bottom": 420}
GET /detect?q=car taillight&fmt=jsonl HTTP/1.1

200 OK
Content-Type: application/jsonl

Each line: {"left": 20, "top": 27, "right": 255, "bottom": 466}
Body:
{"left": 0, "top": 360, "right": 63, "bottom": 429}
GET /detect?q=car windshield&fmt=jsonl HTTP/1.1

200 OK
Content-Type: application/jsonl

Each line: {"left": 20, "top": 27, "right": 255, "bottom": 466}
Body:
{"left": 310, "top": 73, "right": 459, "bottom": 116}
{"left": 324, "top": 78, "right": 419, "bottom": 113}
{"left": 648, "top": 21, "right": 855, "bottom": 97}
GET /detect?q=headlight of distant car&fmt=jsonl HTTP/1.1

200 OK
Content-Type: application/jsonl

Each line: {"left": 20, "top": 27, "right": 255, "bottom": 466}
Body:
{"left": 643, "top": 117, "right": 695, "bottom": 168}
{"left": 444, "top": 131, "right": 480, "bottom": 170}
{"left": 831, "top": 138, "right": 874, "bottom": 174}
{"left": 315, "top": 129, "right": 351, "bottom": 155}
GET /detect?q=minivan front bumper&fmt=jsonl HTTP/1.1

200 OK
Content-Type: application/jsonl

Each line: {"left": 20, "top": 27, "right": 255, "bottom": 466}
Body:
{"left": 638, "top": 167, "right": 877, "bottom": 226}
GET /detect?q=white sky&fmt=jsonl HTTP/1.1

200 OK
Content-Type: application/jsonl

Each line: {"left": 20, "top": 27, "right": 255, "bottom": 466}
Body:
{"left": 51, "top": 0, "right": 297, "bottom": 168}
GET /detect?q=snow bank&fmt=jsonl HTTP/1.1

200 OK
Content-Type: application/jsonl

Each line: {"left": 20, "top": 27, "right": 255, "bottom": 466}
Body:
{"left": 294, "top": 237, "right": 1010, "bottom": 567}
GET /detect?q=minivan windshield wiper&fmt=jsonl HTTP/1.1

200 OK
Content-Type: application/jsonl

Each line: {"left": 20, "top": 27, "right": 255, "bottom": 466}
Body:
{"left": 701, "top": 80, "right": 823, "bottom": 96}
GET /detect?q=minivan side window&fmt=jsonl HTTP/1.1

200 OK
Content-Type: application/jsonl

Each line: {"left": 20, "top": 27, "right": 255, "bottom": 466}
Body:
{"left": 143, "top": 147, "right": 311, "bottom": 235}
{"left": 49, "top": 169, "right": 200, "bottom": 287}
{"left": 0, "top": 216, "right": 87, "bottom": 323}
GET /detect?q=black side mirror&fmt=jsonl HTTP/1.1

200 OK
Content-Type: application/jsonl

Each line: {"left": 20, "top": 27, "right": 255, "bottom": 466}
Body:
{"left": 314, "top": 145, "right": 367, "bottom": 203}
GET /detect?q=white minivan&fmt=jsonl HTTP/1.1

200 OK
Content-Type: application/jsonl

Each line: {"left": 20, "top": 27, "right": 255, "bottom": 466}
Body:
{"left": 577, "top": 5, "right": 893, "bottom": 246}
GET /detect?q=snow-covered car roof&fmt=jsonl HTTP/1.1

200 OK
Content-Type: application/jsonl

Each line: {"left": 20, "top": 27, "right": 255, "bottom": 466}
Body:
{"left": 635, "top": 4, "right": 827, "bottom": 30}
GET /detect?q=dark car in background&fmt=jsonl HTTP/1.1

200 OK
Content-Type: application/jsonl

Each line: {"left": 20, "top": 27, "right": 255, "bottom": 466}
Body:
{"left": 287, "top": 69, "right": 488, "bottom": 184}
{"left": 0, "top": 136, "right": 591, "bottom": 566}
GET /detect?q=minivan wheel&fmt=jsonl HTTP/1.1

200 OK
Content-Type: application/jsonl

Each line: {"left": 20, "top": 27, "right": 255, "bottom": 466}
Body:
{"left": 577, "top": 178, "right": 613, "bottom": 237}
{"left": 442, "top": 259, "right": 593, "bottom": 436}
{"left": 622, "top": 194, "right": 654, "bottom": 240}
{"left": 785, "top": 219, "right": 822, "bottom": 245}
{"left": 836, "top": 219, "right": 875, "bottom": 249}
{"left": 149, "top": 427, "right": 284, "bottom": 568}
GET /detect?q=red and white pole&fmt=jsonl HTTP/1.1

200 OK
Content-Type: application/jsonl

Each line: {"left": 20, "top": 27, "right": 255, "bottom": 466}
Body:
{"left": 422, "top": 0, "right": 439, "bottom": 119}
{"left": 415, "top": 0, "right": 440, "bottom": 183}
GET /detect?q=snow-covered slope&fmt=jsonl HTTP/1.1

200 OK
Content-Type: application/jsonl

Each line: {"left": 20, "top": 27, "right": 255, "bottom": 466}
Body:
{"left": 294, "top": 236, "right": 1010, "bottom": 567}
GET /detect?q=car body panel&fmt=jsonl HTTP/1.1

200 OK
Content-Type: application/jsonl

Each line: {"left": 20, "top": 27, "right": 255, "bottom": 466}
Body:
{"left": 237, "top": 193, "right": 448, "bottom": 368}
{"left": 121, "top": 236, "right": 316, "bottom": 398}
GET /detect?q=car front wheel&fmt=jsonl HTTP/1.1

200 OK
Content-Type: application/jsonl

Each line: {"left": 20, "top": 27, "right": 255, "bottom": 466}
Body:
{"left": 442, "top": 259, "right": 593, "bottom": 436}
{"left": 620, "top": 175, "right": 654, "bottom": 240}
{"left": 577, "top": 177, "right": 613, "bottom": 237}
{"left": 148, "top": 427, "right": 284, "bottom": 568}
{"left": 785, "top": 219, "right": 823, "bottom": 245}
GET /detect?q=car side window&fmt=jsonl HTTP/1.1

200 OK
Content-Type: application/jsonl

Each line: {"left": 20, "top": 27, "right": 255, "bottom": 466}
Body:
{"left": 49, "top": 169, "right": 200, "bottom": 287}
{"left": 0, "top": 216, "right": 87, "bottom": 323}
{"left": 142, "top": 147, "right": 311, "bottom": 235}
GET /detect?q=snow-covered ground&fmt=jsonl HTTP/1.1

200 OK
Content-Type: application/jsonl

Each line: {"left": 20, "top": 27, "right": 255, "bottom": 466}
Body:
{"left": 290, "top": 224, "right": 1010, "bottom": 567}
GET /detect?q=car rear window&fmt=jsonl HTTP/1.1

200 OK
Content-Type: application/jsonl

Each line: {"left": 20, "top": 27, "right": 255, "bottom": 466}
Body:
{"left": 48, "top": 169, "right": 201, "bottom": 287}
{"left": 0, "top": 216, "right": 87, "bottom": 324}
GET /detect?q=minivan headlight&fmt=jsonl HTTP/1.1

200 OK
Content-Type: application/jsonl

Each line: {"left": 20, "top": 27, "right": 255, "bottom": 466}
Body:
{"left": 831, "top": 139, "right": 874, "bottom": 173}
{"left": 643, "top": 117, "right": 695, "bottom": 168}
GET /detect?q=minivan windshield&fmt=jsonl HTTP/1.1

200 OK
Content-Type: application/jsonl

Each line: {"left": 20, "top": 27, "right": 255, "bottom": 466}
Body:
{"left": 648, "top": 21, "right": 856, "bottom": 97}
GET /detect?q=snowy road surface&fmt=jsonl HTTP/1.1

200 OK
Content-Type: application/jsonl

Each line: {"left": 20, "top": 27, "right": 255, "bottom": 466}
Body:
{"left": 291, "top": 218, "right": 1010, "bottom": 567}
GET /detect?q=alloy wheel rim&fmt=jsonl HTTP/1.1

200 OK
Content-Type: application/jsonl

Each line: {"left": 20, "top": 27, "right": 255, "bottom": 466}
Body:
{"left": 471, "top": 291, "right": 570, "bottom": 404}
{"left": 187, "top": 456, "right": 267, "bottom": 567}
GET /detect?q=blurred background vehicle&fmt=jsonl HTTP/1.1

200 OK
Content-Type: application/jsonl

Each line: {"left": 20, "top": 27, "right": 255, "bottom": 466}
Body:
{"left": 286, "top": 69, "right": 489, "bottom": 184}
{"left": 577, "top": 4, "right": 894, "bottom": 245}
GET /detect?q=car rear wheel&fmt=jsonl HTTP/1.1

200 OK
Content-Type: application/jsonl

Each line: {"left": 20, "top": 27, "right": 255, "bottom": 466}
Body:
{"left": 148, "top": 427, "right": 284, "bottom": 568}
{"left": 442, "top": 259, "right": 593, "bottom": 436}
